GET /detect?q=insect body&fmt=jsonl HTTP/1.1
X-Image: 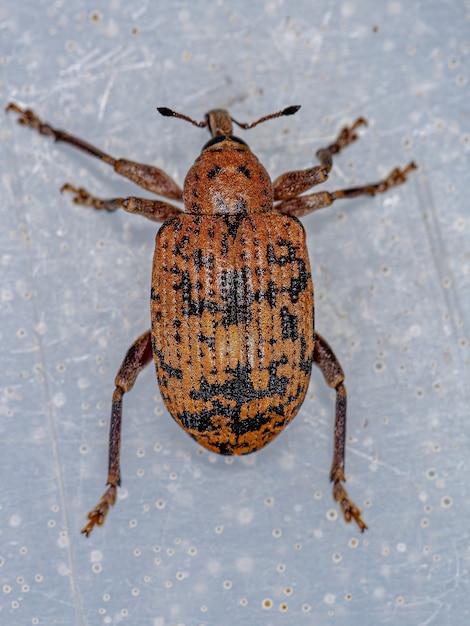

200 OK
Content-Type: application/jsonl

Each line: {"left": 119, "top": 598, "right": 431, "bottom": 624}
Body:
{"left": 6, "top": 102, "right": 416, "bottom": 536}
{"left": 153, "top": 128, "right": 313, "bottom": 457}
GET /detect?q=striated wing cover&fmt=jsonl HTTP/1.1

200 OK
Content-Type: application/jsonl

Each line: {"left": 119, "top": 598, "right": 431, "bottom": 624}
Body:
{"left": 151, "top": 213, "right": 314, "bottom": 455}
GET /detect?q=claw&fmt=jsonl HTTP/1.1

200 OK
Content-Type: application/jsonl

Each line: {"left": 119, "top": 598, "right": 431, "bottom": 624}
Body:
{"left": 332, "top": 480, "right": 368, "bottom": 533}
{"left": 6, "top": 102, "right": 54, "bottom": 137}
{"left": 329, "top": 117, "right": 369, "bottom": 154}
{"left": 81, "top": 485, "right": 117, "bottom": 537}
{"left": 60, "top": 183, "right": 121, "bottom": 211}
{"left": 383, "top": 161, "right": 418, "bottom": 189}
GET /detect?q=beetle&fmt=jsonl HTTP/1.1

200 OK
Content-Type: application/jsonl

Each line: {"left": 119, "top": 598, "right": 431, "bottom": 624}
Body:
{"left": 6, "top": 101, "right": 416, "bottom": 536}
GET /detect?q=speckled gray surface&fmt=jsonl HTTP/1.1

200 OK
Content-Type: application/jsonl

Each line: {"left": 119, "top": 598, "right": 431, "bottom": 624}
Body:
{"left": 1, "top": 1, "right": 469, "bottom": 625}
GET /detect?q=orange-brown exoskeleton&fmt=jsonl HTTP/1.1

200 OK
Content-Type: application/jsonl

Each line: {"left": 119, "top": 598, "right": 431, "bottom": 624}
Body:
{"left": 6, "top": 101, "right": 416, "bottom": 536}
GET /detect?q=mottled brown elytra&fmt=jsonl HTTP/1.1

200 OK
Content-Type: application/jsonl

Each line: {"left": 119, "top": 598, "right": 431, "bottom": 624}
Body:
{"left": 6, "top": 102, "right": 416, "bottom": 536}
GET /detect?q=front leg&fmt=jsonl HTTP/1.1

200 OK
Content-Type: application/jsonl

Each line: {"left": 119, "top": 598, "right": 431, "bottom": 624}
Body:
{"left": 6, "top": 102, "right": 183, "bottom": 201}
{"left": 273, "top": 118, "right": 368, "bottom": 201}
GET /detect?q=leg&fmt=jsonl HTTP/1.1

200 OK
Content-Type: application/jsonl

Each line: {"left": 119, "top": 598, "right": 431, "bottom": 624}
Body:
{"left": 82, "top": 330, "right": 153, "bottom": 536}
{"left": 313, "top": 332, "right": 367, "bottom": 533}
{"left": 276, "top": 161, "right": 417, "bottom": 218}
{"left": 61, "top": 183, "right": 182, "bottom": 223}
{"left": 273, "top": 118, "right": 368, "bottom": 201}
{"left": 6, "top": 102, "right": 183, "bottom": 201}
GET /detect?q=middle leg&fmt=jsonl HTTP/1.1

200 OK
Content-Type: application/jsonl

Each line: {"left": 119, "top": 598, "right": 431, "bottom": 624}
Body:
{"left": 61, "top": 183, "right": 182, "bottom": 222}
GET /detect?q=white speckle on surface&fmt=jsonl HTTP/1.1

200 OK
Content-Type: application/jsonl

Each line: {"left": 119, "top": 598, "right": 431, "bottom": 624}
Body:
{"left": 57, "top": 562, "right": 70, "bottom": 576}
{"left": 238, "top": 508, "right": 254, "bottom": 524}
{"left": 236, "top": 556, "right": 254, "bottom": 572}
{"left": 52, "top": 392, "right": 66, "bottom": 407}
{"left": 341, "top": 2, "right": 356, "bottom": 19}
{"left": 90, "top": 551, "right": 103, "bottom": 563}
{"left": 207, "top": 560, "right": 221, "bottom": 576}
{"left": 9, "top": 514, "right": 21, "bottom": 527}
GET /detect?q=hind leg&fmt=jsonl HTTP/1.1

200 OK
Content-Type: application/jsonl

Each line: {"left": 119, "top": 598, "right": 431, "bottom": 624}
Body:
{"left": 82, "top": 330, "right": 153, "bottom": 536}
{"left": 313, "top": 332, "right": 367, "bottom": 532}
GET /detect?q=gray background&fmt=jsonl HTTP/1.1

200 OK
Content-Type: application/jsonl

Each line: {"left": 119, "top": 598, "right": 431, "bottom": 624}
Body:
{"left": 1, "top": 1, "right": 469, "bottom": 625}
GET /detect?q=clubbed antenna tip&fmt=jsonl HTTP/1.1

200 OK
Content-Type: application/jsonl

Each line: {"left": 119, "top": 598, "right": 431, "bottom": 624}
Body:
{"left": 282, "top": 105, "right": 301, "bottom": 116}
{"left": 157, "top": 107, "right": 175, "bottom": 117}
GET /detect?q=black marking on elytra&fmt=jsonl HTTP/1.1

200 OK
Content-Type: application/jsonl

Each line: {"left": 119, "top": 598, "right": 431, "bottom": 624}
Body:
{"left": 169, "top": 264, "right": 296, "bottom": 327}
{"left": 158, "top": 216, "right": 184, "bottom": 235}
{"left": 266, "top": 239, "right": 300, "bottom": 266}
{"left": 150, "top": 287, "right": 160, "bottom": 302}
{"left": 221, "top": 213, "right": 247, "bottom": 239}
{"left": 299, "top": 335, "right": 314, "bottom": 374}
{"left": 177, "top": 406, "right": 219, "bottom": 434}
{"left": 221, "top": 232, "right": 229, "bottom": 257}
{"left": 151, "top": 334, "right": 158, "bottom": 357}
{"left": 197, "top": 332, "right": 216, "bottom": 352}
{"left": 280, "top": 306, "right": 299, "bottom": 341}
{"left": 191, "top": 220, "right": 202, "bottom": 237}
{"left": 171, "top": 235, "right": 192, "bottom": 262}
{"left": 192, "top": 248, "right": 215, "bottom": 270}
{"left": 253, "top": 279, "right": 279, "bottom": 309}
{"left": 177, "top": 360, "right": 293, "bottom": 446}
{"left": 182, "top": 402, "right": 291, "bottom": 456}
{"left": 265, "top": 240, "right": 311, "bottom": 304}
{"left": 173, "top": 270, "right": 222, "bottom": 318}
{"left": 218, "top": 268, "right": 255, "bottom": 327}
{"left": 283, "top": 261, "right": 310, "bottom": 304}
{"left": 189, "top": 361, "right": 289, "bottom": 407}
{"left": 284, "top": 382, "right": 307, "bottom": 407}
{"left": 153, "top": 349, "right": 183, "bottom": 380}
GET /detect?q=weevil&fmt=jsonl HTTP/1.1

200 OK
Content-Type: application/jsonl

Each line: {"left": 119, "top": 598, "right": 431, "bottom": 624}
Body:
{"left": 6, "top": 101, "right": 416, "bottom": 536}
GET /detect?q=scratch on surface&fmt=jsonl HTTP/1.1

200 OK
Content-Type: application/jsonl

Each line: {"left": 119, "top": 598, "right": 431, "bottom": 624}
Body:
{"left": 98, "top": 72, "right": 116, "bottom": 121}
{"left": 59, "top": 45, "right": 145, "bottom": 82}
{"left": 415, "top": 163, "right": 468, "bottom": 346}
{"left": 353, "top": 448, "right": 408, "bottom": 476}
